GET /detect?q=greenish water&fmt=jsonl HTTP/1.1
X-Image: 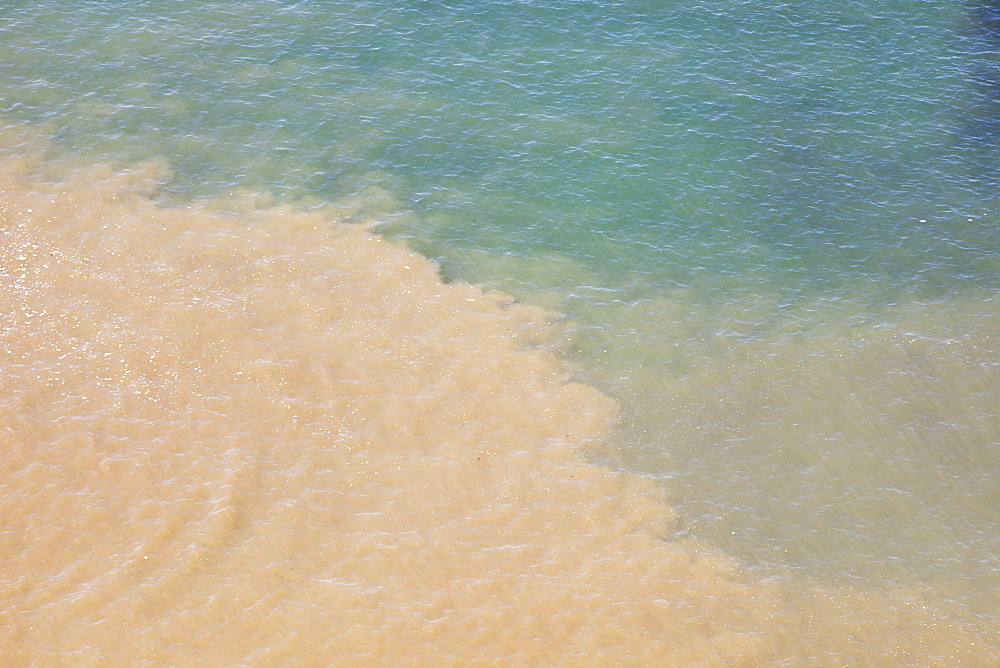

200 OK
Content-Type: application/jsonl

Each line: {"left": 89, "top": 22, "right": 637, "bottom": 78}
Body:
{"left": 2, "top": 0, "right": 998, "bottom": 623}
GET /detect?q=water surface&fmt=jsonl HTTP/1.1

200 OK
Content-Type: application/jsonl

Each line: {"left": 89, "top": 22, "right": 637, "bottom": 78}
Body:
{"left": 1, "top": 0, "right": 998, "bottom": 662}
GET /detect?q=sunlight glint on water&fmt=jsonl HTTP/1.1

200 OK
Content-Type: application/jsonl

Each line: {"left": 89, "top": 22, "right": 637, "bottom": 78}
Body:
{"left": 0, "top": 0, "right": 998, "bottom": 661}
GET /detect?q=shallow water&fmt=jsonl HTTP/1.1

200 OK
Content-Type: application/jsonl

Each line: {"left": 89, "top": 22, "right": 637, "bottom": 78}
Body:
{"left": 1, "top": 131, "right": 995, "bottom": 664}
{"left": 1, "top": 0, "right": 999, "bottom": 662}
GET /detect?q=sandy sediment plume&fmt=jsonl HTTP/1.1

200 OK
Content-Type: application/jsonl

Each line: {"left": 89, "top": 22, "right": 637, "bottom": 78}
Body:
{"left": 0, "top": 129, "right": 994, "bottom": 664}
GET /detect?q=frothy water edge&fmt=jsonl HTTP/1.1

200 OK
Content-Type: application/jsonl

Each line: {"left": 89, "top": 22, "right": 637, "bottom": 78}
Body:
{"left": 1, "top": 126, "right": 997, "bottom": 663}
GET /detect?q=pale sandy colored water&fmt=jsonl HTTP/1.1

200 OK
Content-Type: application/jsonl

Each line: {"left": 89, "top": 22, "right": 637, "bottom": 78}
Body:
{"left": 1, "top": 128, "right": 996, "bottom": 664}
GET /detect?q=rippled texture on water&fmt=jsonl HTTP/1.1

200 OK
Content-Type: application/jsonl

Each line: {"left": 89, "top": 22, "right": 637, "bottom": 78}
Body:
{"left": 1, "top": 0, "right": 999, "bottom": 662}
{"left": 1, "top": 130, "right": 996, "bottom": 664}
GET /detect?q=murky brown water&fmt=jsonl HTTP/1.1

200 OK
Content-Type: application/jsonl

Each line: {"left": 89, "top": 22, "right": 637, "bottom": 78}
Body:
{"left": 1, "top": 128, "right": 997, "bottom": 664}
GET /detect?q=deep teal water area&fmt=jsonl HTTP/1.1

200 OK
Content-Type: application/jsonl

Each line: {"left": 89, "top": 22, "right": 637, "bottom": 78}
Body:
{"left": 2, "top": 0, "right": 998, "bottom": 620}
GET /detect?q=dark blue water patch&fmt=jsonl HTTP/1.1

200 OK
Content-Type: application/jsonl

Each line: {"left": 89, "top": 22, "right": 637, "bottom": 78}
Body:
{"left": 960, "top": 1, "right": 1000, "bottom": 172}
{"left": 971, "top": 0, "right": 1000, "bottom": 41}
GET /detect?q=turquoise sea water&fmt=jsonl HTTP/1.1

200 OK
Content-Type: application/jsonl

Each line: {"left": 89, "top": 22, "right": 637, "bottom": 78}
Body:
{"left": 2, "top": 0, "right": 998, "bottom": 628}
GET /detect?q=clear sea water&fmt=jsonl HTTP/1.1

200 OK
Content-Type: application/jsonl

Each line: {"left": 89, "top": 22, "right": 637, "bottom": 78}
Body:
{"left": 2, "top": 0, "right": 998, "bottom": 661}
